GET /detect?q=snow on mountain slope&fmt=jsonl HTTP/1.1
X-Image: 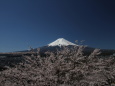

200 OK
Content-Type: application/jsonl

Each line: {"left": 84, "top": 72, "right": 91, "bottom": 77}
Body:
{"left": 48, "top": 38, "right": 77, "bottom": 47}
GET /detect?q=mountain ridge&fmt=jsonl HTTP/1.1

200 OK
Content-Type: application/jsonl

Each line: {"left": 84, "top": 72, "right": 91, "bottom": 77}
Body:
{"left": 16, "top": 38, "right": 115, "bottom": 56}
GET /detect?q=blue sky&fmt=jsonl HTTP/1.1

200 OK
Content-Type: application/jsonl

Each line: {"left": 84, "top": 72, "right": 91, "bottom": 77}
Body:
{"left": 0, "top": 0, "right": 115, "bottom": 52}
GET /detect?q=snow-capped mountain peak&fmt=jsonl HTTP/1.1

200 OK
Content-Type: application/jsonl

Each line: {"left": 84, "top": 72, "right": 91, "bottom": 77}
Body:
{"left": 48, "top": 38, "right": 77, "bottom": 47}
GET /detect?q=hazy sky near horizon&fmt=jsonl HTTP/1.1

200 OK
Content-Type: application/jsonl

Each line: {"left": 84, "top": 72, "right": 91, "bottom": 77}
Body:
{"left": 0, "top": 0, "right": 115, "bottom": 52}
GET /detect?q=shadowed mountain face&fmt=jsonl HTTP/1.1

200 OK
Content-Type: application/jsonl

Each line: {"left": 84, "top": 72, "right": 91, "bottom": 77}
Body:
{"left": 32, "top": 45, "right": 115, "bottom": 56}
{"left": 34, "top": 45, "right": 77, "bottom": 52}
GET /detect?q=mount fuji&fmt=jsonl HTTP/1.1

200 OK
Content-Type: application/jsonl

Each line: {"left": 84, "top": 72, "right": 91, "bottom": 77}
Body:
{"left": 20, "top": 38, "right": 115, "bottom": 56}
{"left": 31, "top": 38, "right": 78, "bottom": 53}
{"left": 48, "top": 38, "right": 77, "bottom": 47}
{"left": 19, "top": 38, "right": 77, "bottom": 52}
